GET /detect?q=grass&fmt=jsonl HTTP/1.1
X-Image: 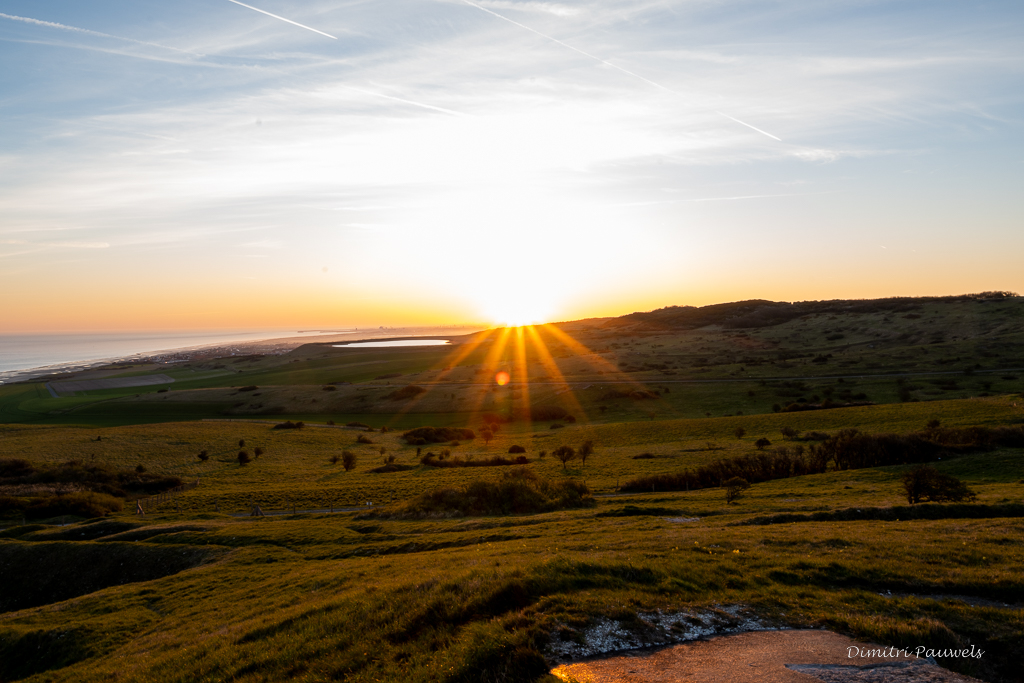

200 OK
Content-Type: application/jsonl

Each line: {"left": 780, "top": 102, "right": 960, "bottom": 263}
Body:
{"left": 2, "top": 296, "right": 1024, "bottom": 681}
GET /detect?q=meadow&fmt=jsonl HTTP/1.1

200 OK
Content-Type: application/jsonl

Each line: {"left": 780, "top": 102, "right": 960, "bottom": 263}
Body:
{"left": 2, "top": 296, "right": 1024, "bottom": 682}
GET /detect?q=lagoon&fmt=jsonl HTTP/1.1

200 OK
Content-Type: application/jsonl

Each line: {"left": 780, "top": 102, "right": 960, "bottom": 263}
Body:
{"left": 334, "top": 339, "right": 450, "bottom": 348}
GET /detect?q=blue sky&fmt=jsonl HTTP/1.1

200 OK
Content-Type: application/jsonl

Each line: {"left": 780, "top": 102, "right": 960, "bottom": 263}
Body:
{"left": 1, "top": 0, "right": 1022, "bottom": 331}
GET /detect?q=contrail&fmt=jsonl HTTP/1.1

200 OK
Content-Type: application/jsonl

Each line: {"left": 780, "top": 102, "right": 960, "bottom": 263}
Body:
{"left": 225, "top": 0, "right": 337, "bottom": 40}
{"left": 458, "top": 0, "right": 668, "bottom": 93}
{"left": 713, "top": 111, "right": 782, "bottom": 142}
{"left": 456, "top": 0, "right": 782, "bottom": 142}
{"left": 0, "top": 11, "right": 202, "bottom": 55}
{"left": 340, "top": 85, "right": 466, "bottom": 116}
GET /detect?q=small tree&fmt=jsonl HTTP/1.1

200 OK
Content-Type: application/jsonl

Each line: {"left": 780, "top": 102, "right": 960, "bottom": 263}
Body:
{"left": 481, "top": 429, "right": 494, "bottom": 446}
{"left": 724, "top": 477, "right": 750, "bottom": 504}
{"left": 254, "top": 447, "right": 264, "bottom": 459}
{"left": 578, "top": 440, "right": 594, "bottom": 468}
{"left": 135, "top": 464, "right": 146, "bottom": 473}
{"left": 198, "top": 450, "right": 209, "bottom": 462}
{"left": 734, "top": 427, "right": 746, "bottom": 439}
{"left": 330, "top": 453, "right": 341, "bottom": 464}
{"left": 553, "top": 445, "right": 576, "bottom": 470}
{"left": 754, "top": 438, "right": 771, "bottom": 450}
{"left": 780, "top": 427, "right": 798, "bottom": 440}
{"left": 902, "top": 467, "right": 976, "bottom": 504}
{"left": 342, "top": 451, "right": 357, "bottom": 471}
{"left": 238, "top": 450, "right": 252, "bottom": 466}
{"left": 239, "top": 439, "right": 246, "bottom": 448}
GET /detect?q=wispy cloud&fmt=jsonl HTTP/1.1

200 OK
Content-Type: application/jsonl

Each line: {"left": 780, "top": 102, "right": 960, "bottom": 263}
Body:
{"left": 0, "top": 11, "right": 203, "bottom": 56}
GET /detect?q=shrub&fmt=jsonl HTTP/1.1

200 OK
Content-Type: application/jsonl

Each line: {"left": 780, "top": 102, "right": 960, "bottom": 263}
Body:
{"left": 374, "top": 469, "right": 594, "bottom": 517}
{"left": 754, "top": 438, "right": 771, "bottom": 450}
{"left": 386, "top": 385, "right": 427, "bottom": 401}
{"left": 529, "top": 406, "right": 570, "bottom": 421}
{"left": 329, "top": 454, "right": 341, "bottom": 464}
{"left": 734, "top": 427, "right": 746, "bottom": 439}
{"left": 481, "top": 429, "right": 494, "bottom": 445}
{"left": 239, "top": 385, "right": 259, "bottom": 392}
{"left": 197, "top": 450, "right": 209, "bottom": 462}
{"left": 401, "top": 427, "right": 476, "bottom": 444}
{"left": 322, "top": 385, "right": 338, "bottom": 391}
{"left": 508, "top": 445, "right": 526, "bottom": 454}
{"left": 342, "top": 451, "right": 357, "bottom": 471}
{"left": 254, "top": 447, "right": 264, "bottom": 458}
{"left": 420, "top": 453, "right": 528, "bottom": 468}
{"left": 0, "top": 459, "right": 35, "bottom": 477}
{"left": 553, "top": 445, "right": 576, "bottom": 470}
{"left": 724, "top": 477, "right": 750, "bottom": 504}
{"left": 902, "top": 467, "right": 977, "bottom": 504}
{"left": 780, "top": 427, "right": 798, "bottom": 440}
{"left": 135, "top": 464, "right": 146, "bottom": 474}
{"left": 238, "top": 439, "right": 246, "bottom": 448}
{"left": 357, "top": 434, "right": 374, "bottom": 444}
{"left": 25, "top": 492, "right": 124, "bottom": 519}
{"left": 578, "top": 440, "right": 594, "bottom": 467}
{"left": 271, "top": 421, "right": 304, "bottom": 430}
{"left": 238, "top": 451, "right": 252, "bottom": 466}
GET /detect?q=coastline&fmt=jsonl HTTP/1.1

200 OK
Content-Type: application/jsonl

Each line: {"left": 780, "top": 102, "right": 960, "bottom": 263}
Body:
{"left": 0, "top": 325, "right": 487, "bottom": 385}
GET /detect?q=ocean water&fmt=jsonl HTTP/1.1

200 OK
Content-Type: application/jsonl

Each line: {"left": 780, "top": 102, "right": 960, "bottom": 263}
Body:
{"left": 0, "top": 329, "right": 306, "bottom": 376}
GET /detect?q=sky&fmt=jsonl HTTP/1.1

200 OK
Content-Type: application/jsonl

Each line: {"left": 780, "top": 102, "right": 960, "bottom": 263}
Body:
{"left": 1, "top": 0, "right": 1022, "bottom": 332}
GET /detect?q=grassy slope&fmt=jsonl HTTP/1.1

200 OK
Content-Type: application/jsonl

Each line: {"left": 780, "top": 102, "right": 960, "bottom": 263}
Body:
{"left": 3, "top": 296, "right": 1022, "bottom": 428}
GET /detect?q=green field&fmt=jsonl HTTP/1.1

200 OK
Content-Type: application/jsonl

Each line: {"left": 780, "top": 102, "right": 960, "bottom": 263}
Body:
{"left": 2, "top": 296, "right": 1024, "bottom": 682}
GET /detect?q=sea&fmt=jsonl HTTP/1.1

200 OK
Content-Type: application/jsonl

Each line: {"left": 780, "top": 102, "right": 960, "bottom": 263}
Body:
{"left": 0, "top": 329, "right": 321, "bottom": 380}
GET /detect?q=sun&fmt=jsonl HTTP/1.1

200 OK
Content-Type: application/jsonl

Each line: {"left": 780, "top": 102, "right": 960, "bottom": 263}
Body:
{"left": 478, "top": 286, "right": 556, "bottom": 328}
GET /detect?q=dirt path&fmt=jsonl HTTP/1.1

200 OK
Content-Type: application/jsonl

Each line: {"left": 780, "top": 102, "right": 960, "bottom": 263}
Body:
{"left": 551, "top": 630, "right": 982, "bottom": 683}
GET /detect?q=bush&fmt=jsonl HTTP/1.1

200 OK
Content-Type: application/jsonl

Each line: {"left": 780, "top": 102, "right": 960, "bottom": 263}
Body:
{"left": 754, "top": 438, "right": 771, "bottom": 450}
{"left": 508, "top": 445, "right": 526, "bottom": 454}
{"left": 135, "top": 464, "right": 146, "bottom": 474}
{"left": 24, "top": 492, "right": 124, "bottom": 519}
{"left": 254, "top": 447, "right": 264, "bottom": 458}
{"left": 239, "top": 385, "right": 259, "bottom": 392}
{"left": 578, "top": 440, "right": 594, "bottom": 467}
{"left": 902, "top": 467, "right": 977, "bottom": 504}
{"left": 780, "top": 427, "right": 798, "bottom": 440}
{"left": 322, "top": 385, "right": 338, "bottom": 391}
{"left": 357, "top": 434, "right": 374, "bottom": 444}
{"left": 374, "top": 469, "right": 594, "bottom": 517}
{"left": 239, "top": 439, "right": 246, "bottom": 448}
{"left": 401, "top": 427, "right": 476, "bottom": 444}
{"left": 386, "top": 385, "right": 427, "bottom": 401}
{"left": 420, "top": 453, "right": 528, "bottom": 468}
{"left": 0, "top": 459, "right": 34, "bottom": 478}
{"left": 271, "top": 421, "right": 304, "bottom": 430}
{"left": 529, "top": 406, "right": 570, "bottom": 421}
{"left": 197, "top": 450, "right": 209, "bottom": 462}
{"left": 342, "top": 451, "right": 357, "bottom": 471}
{"left": 734, "top": 427, "right": 746, "bottom": 439}
{"left": 724, "top": 477, "right": 750, "bottom": 504}
{"left": 238, "top": 451, "right": 252, "bottom": 466}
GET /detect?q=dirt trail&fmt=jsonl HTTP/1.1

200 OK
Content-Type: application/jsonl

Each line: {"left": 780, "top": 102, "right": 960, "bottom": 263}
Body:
{"left": 551, "top": 630, "right": 981, "bottom": 683}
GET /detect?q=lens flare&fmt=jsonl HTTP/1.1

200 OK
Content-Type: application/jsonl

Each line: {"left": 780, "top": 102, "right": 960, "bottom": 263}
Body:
{"left": 495, "top": 371, "right": 510, "bottom": 386}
